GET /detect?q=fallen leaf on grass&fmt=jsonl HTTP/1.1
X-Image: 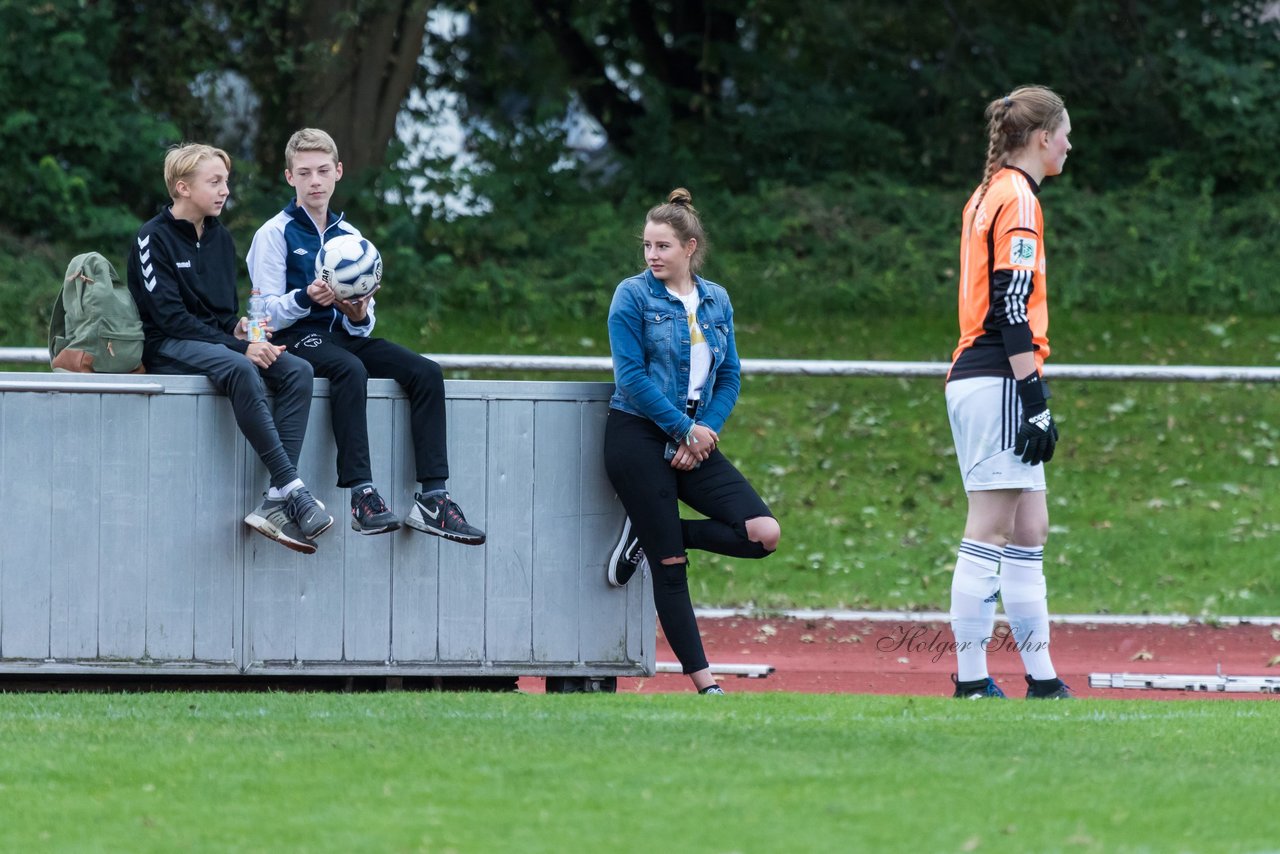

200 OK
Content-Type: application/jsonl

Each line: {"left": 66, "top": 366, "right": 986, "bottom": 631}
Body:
{"left": 837, "top": 634, "right": 863, "bottom": 644}
{"left": 962, "top": 837, "right": 980, "bottom": 852}
{"left": 1131, "top": 650, "right": 1154, "bottom": 661}
{"left": 758, "top": 624, "right": 777, "bottom": 637}
{"left": 799, "top": 634, "right": 815, "bottom": 644}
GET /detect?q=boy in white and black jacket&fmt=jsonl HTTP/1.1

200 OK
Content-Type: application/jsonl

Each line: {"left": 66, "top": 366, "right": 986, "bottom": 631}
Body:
{"left": 127, "top": 143, "right": 333, "bottom": 554}
{"left": 246, "top": 128, "right": 484, "bottom": 545}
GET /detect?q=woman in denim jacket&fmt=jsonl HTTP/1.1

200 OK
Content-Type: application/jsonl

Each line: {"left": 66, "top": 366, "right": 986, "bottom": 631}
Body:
{"left": 604, "top": 188, "right": 781, "bottom": 695}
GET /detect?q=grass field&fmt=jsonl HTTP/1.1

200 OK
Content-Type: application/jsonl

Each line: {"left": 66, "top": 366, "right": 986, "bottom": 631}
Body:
{"left": 384, "top": 311, "right": 1280, "bottom": 617}
{"left": 1, "top": 691, "right": 1276, "bottom": 853}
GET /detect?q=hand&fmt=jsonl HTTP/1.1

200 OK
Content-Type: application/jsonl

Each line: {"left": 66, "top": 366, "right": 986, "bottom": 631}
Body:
{"left": 235, "top": 315, "right": 273, "bottom": 342}
{"left": 333, "top": 287, "right": 377, "bottom": 323}
{"left": 688, "top": 423, "right": 718, "bottom": 458}
{"left": 669, "top": 442, "right": 701, "bottom": 470}
{"left": 245, "top": 341, "right": 285, "bottom": 369}
{"left": 1014, "top": 373, "right": 1059, "bottom": 465}
{"left": 306, "top": 278, "right": 338, "bottom": 307}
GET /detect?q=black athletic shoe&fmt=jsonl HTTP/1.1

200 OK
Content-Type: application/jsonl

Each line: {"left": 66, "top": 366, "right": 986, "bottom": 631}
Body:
{"left": 699, "top": 684, "right": 725, "bottom": 695}
{"left": 406, "top": 492, "right": 486, "bottom": 545}
{"left": 952, "top": 674, "right": 1007, "bottom": 699}
{"left": 1025, "top": 675, "right": 1073, "bottom": 699}
{"left": 350, "top": 485, "right": 401, "bottom": 535}
{"left": 607, "top": 518, "right": 645, "bottom": 588}
{"left": 286, "top": 485, "right": 334, "bottom": 541}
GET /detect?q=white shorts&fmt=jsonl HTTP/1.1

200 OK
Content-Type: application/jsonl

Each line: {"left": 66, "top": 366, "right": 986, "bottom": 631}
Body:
{"left": 945, "top": 376, "right": 1047, "bottom": 493}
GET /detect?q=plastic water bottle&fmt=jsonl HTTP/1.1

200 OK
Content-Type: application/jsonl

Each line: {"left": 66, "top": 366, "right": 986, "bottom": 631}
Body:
{"left": 247, "top": 289, "right": 268, "bottom": 343}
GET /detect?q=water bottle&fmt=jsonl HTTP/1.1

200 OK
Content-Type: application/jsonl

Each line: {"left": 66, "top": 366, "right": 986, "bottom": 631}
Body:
{"left": 247, "top": 289, "right": 268, "bottom": 343}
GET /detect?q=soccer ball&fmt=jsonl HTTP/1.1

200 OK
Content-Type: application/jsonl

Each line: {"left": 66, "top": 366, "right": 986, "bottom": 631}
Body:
{"left": 315, "top": 234, "right": 382, "bottom": 300}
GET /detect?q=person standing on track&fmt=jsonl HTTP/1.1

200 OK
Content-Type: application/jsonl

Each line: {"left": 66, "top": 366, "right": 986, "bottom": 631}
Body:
{"left": 945, "top": 86, "right": 1074, "bottom": 700}
{"left": 604, "top": 188, "right": 781, "bottom": 695}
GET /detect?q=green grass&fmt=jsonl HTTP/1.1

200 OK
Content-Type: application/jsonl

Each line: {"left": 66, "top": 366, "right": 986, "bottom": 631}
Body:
{"left": 1, "top": 692, "right": 1277, "bottom": 853}
{"left": 386, "top": 311, "right": 1280, "bottom": 617}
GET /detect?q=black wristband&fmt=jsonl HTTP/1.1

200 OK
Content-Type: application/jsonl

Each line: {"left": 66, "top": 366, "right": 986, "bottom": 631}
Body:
{"left": 1015, "top": 373, "right": 1050, "bottom": 409}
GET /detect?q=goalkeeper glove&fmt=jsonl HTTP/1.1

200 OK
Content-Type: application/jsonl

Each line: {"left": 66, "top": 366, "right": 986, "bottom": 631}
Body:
{"left": 1014, "top": 373, "right": 1059, "bottom": 465}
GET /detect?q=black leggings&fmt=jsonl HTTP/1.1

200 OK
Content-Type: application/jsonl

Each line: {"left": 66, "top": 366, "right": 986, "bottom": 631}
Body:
{"left": 604, "top": 409, "right": 774, "bottom": 674}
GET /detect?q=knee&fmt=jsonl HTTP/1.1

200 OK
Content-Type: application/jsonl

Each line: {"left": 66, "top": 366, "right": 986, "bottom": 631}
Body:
{"left": 746, "top": 516, "right": 780, "bottom": 553}
{"left": 281, "top": 356, "right": 314, "bottom": 387}
{"left": 226, "top": 359, "right": 265, "bottom": 394}
{"left": 1014, "top": 524, "right": 1049, "bottom": 549}
{"left": 332, "top": 358, "right": 368, "bottom": 388}
{"left": 410, "top": 356, "right": 444, "bottom": 389}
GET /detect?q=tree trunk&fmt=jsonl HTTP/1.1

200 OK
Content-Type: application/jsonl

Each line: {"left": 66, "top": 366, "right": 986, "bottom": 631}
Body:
{"left": 297, "top": 0, "right": 433, "bottom": 181}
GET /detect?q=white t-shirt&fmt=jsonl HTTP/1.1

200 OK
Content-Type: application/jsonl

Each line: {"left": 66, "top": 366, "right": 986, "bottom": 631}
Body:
{"left": 669, "top": 287, "right": 711, "bottom": 401}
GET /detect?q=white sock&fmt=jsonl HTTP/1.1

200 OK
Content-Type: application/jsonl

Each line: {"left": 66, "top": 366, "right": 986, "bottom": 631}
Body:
{"left": 268, "top": 478, "right": 305, "bottom": 501}
{"left": 950, "top": 539, "right": 1002, "bottom": 682}
{"left": 1001, "top": 544, "right": 1056, "bottom": 680}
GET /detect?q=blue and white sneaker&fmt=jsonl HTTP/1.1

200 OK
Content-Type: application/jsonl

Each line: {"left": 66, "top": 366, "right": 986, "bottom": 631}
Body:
{"left": 1025, "top": 675, "right": 1073, "bottom": 699}
{"left": 952, "top": 674, "right": 1007, "bottom": 699}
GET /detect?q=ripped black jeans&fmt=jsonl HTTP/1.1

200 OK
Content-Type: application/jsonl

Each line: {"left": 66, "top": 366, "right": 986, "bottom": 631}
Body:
{"left": 604, "top": 408, "right": 775, "bottom": 674}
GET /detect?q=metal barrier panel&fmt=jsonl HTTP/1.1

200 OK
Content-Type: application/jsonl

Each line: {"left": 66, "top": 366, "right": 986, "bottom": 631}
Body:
{"left": 0, "top": 373, "right": 651, "bottom": 679}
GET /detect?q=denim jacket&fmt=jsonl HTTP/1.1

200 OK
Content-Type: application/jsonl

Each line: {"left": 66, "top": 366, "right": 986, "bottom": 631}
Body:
{"left": 608, "top": 268, "right": 741, "bottom": 440}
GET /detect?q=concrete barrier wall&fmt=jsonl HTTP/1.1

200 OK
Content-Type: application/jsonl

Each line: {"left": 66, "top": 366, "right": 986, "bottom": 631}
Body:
{"left": 0, "top": 373, "right": 653, "bottom": 681}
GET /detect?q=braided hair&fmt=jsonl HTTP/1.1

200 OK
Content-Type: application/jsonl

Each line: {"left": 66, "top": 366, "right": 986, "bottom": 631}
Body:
{"left": 975, "top": 86, "right": 1066, "bottom": 208}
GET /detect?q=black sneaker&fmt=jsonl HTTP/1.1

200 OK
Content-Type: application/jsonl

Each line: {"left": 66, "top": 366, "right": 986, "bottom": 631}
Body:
{"left": 699, "top": 684, "right": 725, "bottom": 695}
{"left": 244, "top": 495, "right": 317, "bottom": 555}
{"left": 350, "top": 485, "right": 401, "bottom": 535}
{"left": 952, "top": 674, "right": 1007, "bottom": 699}
{"left": 1025, "top": 675, "right": 1073, "bottom": 699}
{"left": 607, "top": 518, "right": 645, "bottom": 588}
{"left": 286, "top": 485, "right": 334, "bottom": 541}
{"left": 406, "top": 492, "right": 486, "bottom": 545}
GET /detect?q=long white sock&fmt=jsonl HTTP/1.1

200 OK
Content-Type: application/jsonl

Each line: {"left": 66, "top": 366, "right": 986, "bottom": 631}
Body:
{"left": 949, "top": 539, "right": 1002, "bottom": 682}
{"left": 1001, "top": 544, "right": 1056, "bottom": 680}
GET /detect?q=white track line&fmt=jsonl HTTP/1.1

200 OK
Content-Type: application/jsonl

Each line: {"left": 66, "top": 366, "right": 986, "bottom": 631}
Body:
{"left": 693, "top": 608, "right": 1280, "bottom": 627}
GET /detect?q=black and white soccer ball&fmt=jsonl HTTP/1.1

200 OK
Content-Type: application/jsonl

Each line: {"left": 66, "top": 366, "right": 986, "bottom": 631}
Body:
{"left": 315, "top": 234, "right": 382, "bottom": 300}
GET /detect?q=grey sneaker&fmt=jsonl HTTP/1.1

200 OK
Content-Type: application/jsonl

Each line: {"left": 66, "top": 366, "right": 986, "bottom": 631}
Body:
{"left": 607, "top": 518, "right": 645, "bottom": 588}
{"left": 699, "top": 685, "right": 725, "bottom": 695}
{"left": 351, "top": 485, "right": 401, "bottom": 535}
{"left": 244, "top": 496, "right": 317, "bottom": 555}
{"left": 286, "top": 486, "right": 334, "bottom": 541}
{"left": 405, "top": 492, "right": 485, "bottom": 545}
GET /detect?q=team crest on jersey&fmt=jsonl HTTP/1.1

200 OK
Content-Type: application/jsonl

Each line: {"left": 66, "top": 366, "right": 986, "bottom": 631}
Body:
{"left": 1010, "top": 236, "right": 1037, "bottom": 268}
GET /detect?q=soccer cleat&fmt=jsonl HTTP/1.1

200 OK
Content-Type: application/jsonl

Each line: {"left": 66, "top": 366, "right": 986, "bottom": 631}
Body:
{"left": 607, "top": 518, "right": 646, "bottom": 587}
{"left": 699, "top": 684, "right": 725, "bottom": 695}
{"left": 350, "top": 485, "right": 401, "bottom": 535}
{"left": 951, "top": 674, "right": 1007, "bottom": 699}
{"left": 286, "top": 485, "right": 334, "bottom": 541}
{"left": 406, "top": 492, "right": 486, "bottom": 545}
{"left": 1025, "top": 675, "right": 1073, "bottom": 699}
{"left": 244, "top": 495, "right": 317, "bottom": 555}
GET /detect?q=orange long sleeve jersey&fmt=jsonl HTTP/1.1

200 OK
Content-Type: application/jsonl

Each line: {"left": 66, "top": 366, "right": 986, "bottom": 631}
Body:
{"left": 948, "top": 165, "right": 1051, "bottom": 381}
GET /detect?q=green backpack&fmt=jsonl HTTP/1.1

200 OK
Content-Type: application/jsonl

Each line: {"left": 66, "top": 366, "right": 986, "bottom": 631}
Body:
{"left": 49, "top": 252, "right": 146, "bottom": 373}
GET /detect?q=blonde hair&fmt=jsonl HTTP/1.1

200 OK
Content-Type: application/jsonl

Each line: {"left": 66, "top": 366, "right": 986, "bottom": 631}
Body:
{"left": 975, "top": 85, "right": 1066, "bottom": 206}
{"left": 285, "top": 128, "right": 340, "bottom": 170}
{"left": 645, "top": 188, "right": 708, "bottom": 274}
{"left": 164, "top": 144, "right": 231, "bottom": 199}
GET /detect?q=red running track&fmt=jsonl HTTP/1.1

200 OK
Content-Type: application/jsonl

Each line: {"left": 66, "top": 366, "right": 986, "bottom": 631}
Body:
{"left": 522, "top": 617, "right": 1280, "bottom": 699}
